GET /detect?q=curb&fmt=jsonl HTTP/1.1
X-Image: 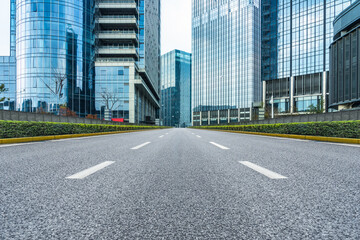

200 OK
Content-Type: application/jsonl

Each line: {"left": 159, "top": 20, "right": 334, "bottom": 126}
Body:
{"left": 0, "top": 129, "right": 156, "bottom": 145}
{"left": 196, "top": 129, "right": 360, "bottom": 144}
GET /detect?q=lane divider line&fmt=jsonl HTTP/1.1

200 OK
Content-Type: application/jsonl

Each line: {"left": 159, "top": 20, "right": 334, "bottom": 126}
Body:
{"left": 210, "top": 142, "right": 230, "bottom": 150}
{"left": 131, "top": 142, "right": 151, "bottom": 150}
{"left": 239, "top": 161, "right": 287, "bottom": 179}
{"left": 196, "top": 135, "right": 202, "bottom": 138}
{"left": 159, "top": 135, "right": 164, "bottom": 138}
{"left": 66, "top": 161, "right": 115, "bottom": 179}
{"left": 0, "top": 142, "right": 37, "bottom": 148}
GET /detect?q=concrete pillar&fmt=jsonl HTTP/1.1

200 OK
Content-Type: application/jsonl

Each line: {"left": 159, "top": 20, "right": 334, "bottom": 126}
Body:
{"left": 322, "top": 71, "right": 327, "bottom": 112}
{"left": 290, "top": 76, "right": 295, "bottom": 114}
{"left": 238, "top": 108, "right": 241, "bottom": 123}
{"left": 262, "top": 81, "right": 266, "bottom": 107}
{"left": 250, "top": 107, "right": 253, "bottom": 121}
{"left": 217, "top": 110, "right": 220, "bottom": 125}
{"left": 208, "top": 111, "right": 211, "bottom": 125}
{"left": 228, "top": 109, "right": 230, "bottom": 124}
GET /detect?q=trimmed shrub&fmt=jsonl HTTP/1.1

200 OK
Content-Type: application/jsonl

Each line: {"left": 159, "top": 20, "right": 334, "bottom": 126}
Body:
{"left": 191, "top": 121, "right": 360, "bottom": 139}
{"left": 0, "top": 121, "right": 167, "bottom": 139}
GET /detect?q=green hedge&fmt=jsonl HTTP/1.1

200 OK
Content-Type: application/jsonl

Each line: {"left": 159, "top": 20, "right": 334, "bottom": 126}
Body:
{"left": 192, "top": 121, "right": 360, "bottom": 139}
{"left": 0, "top": 120, "right": 167, "bottom": 139}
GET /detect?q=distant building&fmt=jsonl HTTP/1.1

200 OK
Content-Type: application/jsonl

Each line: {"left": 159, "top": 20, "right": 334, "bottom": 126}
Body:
{"left": 262, "top": 0, "right": 356, "bottom": 115}
{"left": 94, "top": 0, "right": 161, "bottom": 123}
{"left": 329, "top": 1, "right": 360, "bottom": 110}
{"left": 192, "top": 0, "right": 261, "bottom": 126}
{"left": 161, "top": 50, "right": 191, "bottom": 127}
{"left": 0, "top": 0, "right": 16, "bottom": 111}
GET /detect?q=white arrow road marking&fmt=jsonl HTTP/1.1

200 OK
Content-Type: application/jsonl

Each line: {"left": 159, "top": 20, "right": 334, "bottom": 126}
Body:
{"left": 66, "top": 161, "right": 115, "bottom": 179}
{"left": 239, "top": 161, "right": 287, "bottom": 179}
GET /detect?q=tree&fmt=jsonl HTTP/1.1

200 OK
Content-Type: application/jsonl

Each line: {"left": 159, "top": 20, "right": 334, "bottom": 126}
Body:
{"left": 0, "top": 84, "right": 9, "bottom": 103}
{"left": 99, "top": 88, "right": 121, "bottom": 111}
{"left": 37, "top": 67, "right": 67, "bottom": 114}
{"left": 308, "top": 97, "right": 325, "bottom": 114}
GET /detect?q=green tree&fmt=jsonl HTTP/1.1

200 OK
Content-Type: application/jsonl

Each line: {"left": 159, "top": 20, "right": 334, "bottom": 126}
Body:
{"left": 0, "top": 84, "right": 9, "bottom": 103}
{"left": 307, "top": 97, "right": 325, "bottom": 114}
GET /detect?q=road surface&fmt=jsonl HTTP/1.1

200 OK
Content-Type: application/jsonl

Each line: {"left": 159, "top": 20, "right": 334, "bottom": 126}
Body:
{"left": 1, "top": 128, "right": 360, "bottom": 239}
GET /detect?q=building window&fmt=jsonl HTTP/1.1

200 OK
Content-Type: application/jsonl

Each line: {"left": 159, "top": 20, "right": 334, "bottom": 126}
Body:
{"left": 31, "top": 3, "right": 37, "bottom": 12}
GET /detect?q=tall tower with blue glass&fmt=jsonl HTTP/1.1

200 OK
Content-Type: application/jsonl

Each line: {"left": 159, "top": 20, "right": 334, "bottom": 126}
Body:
{"left": 16, "top": 0, "right": 95, "bottom": 117}
{"left": 192, "top": 0, "right": 261, "bottom": 126}
{"left": 94, "top": 0, "right": 160, "bottom": 123}
{"left": 0, "top": 0, "right": 16, "bottom": 111}
{"left": 161, "top": 50, "right": 192, "bottom": 127}
{"left": 262, "top": 0, "right": 355, "bottom": 114}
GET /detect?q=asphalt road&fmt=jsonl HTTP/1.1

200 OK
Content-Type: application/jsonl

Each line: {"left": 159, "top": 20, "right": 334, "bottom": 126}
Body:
{"left": 1, "top": 128, "right": 360, "bottom": 239}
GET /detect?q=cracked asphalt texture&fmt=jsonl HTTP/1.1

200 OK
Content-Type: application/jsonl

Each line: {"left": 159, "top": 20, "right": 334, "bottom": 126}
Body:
{"left": 1, "top": 128, "right": 360, "bottom": 239}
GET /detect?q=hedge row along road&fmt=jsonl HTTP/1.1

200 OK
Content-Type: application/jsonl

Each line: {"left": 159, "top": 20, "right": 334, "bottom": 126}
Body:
{"left": 192, "top": 121, "right": 360, "bottom": 139}
{"left": 0, "top": 120, "right": 167, "bottom": 139}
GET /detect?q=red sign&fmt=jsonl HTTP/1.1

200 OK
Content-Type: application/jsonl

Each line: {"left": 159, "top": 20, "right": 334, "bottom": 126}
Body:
{"left": 112, "top": 118, "right": 124, "bottom": 122}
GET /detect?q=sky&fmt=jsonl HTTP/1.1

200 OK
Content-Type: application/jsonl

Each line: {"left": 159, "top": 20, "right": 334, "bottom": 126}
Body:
{"left": 0, "top": 0, "right": 192, "bottom": 56}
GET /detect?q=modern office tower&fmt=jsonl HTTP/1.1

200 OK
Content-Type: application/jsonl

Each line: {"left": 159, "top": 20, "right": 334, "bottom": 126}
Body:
{"left": 329, "top": 1, "right": 360, "bottom": 110}
{"left": 161, "top": 50, "right": 192, "bottom": 127}
{"left": 0, "top": 0, "right": 16, "bottom": 111}
{"left": 16, "top": 0, "right": 95, "bottom": 117}
{"left": 94, "top": 0, "right": 160, "bottom": 123}
{"left": 192, "top": 0, "right": 261, "bottom": 126}
{"left": 262, "top": 0, "right": 355, "bottom": 115}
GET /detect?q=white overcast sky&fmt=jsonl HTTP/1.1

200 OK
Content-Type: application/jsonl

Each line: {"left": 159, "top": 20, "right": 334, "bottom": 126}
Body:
{"left": 0, "top": 0, "right": 192, "bottom": 56}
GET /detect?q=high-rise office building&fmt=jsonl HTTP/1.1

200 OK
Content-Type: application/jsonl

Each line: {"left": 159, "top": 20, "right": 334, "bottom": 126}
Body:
{"left": 329, "top": 1, "right": 360, "bottom": 110}
{"left": 0, "top": 0, "right": 16, "bottom": 111}
{"left": 262, "top": 0, "right": 355, "bottom": 115}
{"left": 161, "top": 50, "right": 192, "bottom": 127}
{"left": 15, "top": 0, "right": 95, "bottom": 117}
{"left": 94, "top": 0, "right": 160, "bottom": 123}
{"left": 192, "top": 0, "right": 261, "bottom": 126}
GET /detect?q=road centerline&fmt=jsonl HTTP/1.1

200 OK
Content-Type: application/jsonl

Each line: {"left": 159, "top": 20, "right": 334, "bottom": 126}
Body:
{"left": 131, "top": 142, "right": 151, "bottom": 150}
{"left": 209, "top": 142, "right": 230, "bottom": 150}
{"left": 239, "top": 161, "right": 287, "bottom": 179}
{"left": 66, "top": 161, "right": 115, "bottom": 179}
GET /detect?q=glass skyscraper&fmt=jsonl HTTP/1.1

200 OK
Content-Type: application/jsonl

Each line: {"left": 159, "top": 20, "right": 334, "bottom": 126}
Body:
{"left": 0, "top": 0, "right": 16, "bottom": 111}
{"left": 192, "top": 0, "right": 261, "bottom": 126}
{"left": 262, "top": 0, "right": 355, "bottom": 114}
{"left": 16, "top": 0, "right": 95, "bottom": 117}
{"left": 161, "top": 50, "right": 192, "bottom": 127}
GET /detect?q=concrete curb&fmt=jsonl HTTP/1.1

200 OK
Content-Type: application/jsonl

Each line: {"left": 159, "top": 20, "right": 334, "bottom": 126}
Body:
{"left": 198, "top": 129, "right": 360, "bottom": 144}
{"left": 0, "top": 129, "right": 156, "bottom": 145}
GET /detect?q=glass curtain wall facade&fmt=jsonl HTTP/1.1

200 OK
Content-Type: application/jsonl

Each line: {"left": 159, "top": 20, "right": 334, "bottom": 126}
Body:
{"left": 0, "top": 0, "right": 16, "bottom": 111}
{"left": 16, "top": 0, "right": 95, "bottom": 117}
{"left": 192, "top": 0, "right": 261, "bottom": 126}
{"left": 262, "top": 0, "right": 355, "bottom": 115}
{"left": 94, "top": 0, "right": 160, "bottom": 124}
{"left": 137, "top": 0, "right": 161, "bottom": 123}
{"left": 329, "top": 1, "right": 360, "bottom": 110}
{"left": 161, "top": 50, "right": 192, "bottom": 127}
